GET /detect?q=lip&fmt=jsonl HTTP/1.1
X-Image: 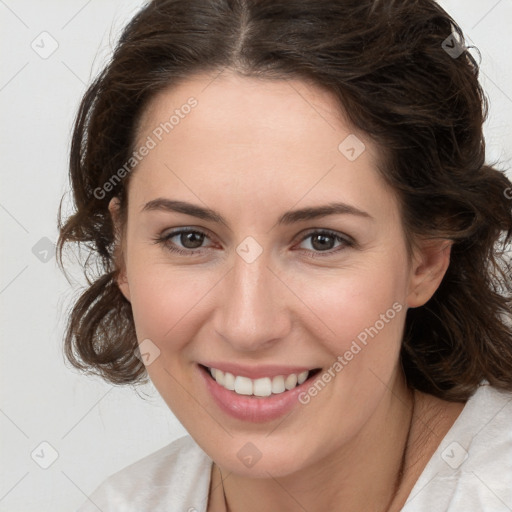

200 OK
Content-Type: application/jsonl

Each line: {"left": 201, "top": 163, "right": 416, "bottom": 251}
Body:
{"left": 198, "top": 364, "right": 320, "bottom": 423}
{"left": 199, "top": 361, "right": 314, "bottom": 379}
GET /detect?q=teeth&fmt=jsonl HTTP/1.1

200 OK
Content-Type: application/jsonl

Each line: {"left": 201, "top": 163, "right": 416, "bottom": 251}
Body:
{"left": 224, "top": 372, "right": 235, "bottom": 391}
{"left": 209, "top": 367, "right": 311, "bottom": 396}
{"left": 285, "top": 373, "right": 298, "bottom": 390}
{"left": 234, "top": 376, "right": 253, "bottom": 395}
{"left": 253, "top": 377, "right": 272, "bottom": 397}
{"left": 271, "top": 375, "right": 285, "bottom": 394}
{"left": 214, "top": 369, "right": 224, "bottom": 386}
{"left": 297, "top": 370, "right": 309, "bottom": 385}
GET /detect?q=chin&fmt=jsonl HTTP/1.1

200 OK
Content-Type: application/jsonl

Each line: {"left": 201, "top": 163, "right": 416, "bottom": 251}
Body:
{"left": 206, "top": 433, "right": 315, "bottom": 479}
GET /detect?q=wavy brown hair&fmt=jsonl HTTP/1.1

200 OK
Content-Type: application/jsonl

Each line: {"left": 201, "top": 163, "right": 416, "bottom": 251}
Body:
{"left": 57, "top": 0, "right": 512, "bottom": 401}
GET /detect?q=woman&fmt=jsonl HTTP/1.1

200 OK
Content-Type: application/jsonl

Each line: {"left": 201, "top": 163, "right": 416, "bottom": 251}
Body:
{"left": 58, "top": 0, "right": 512, "bottom": 510}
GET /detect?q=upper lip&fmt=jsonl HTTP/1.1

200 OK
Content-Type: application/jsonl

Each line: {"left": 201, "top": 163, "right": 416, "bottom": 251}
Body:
{"left": 200, "top": 362, "right": 318, "bottom": 380}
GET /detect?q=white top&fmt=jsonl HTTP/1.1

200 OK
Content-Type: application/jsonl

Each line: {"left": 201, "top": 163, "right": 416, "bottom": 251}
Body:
{"left": 76, "top": 383, "right": 512, "bottom": 512}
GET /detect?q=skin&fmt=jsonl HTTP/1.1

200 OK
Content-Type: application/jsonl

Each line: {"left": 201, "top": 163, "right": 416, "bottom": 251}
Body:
{"left": 109, "top": 70, "right": 464, "bottom": 511}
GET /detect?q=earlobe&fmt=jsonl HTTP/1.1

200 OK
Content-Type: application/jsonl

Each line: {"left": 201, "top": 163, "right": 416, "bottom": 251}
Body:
{"left": 406, "top": 239, "right": 452, "bottom": 309}
{"left": 108, "top": 197, "right": 131, "bottom": 302}
{"left": 116, "top": 269, "right": 131, "bottom": 302}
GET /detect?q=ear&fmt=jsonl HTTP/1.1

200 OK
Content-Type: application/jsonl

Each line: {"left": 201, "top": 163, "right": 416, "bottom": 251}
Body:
{"left": 108, "top": 197, "right": 131, "bottom": 302}
{"left": 406, "top": 238, "right": 452, "bottom": 309}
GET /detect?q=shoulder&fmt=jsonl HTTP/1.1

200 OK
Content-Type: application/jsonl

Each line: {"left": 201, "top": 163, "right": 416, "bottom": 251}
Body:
{"left": 76, "top": 435, "right": 212, "bottom": 512}
{"left": 403, "top": 383, "right": 512, "bottom": 511}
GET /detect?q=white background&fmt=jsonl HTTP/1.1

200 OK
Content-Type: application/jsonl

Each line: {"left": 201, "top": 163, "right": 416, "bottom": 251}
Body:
{"left": 0, "top": 1, "right": 511, "bottom": 510}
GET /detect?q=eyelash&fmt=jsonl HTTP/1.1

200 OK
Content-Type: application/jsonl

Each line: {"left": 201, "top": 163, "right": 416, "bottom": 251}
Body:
{"left": 153, "top": 228, "right": 355, "bottom": 259}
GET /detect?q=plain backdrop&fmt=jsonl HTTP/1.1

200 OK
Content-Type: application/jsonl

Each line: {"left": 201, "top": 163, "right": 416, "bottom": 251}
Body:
{"left": 0, "top": 1, "right": 511, "bottom": 510}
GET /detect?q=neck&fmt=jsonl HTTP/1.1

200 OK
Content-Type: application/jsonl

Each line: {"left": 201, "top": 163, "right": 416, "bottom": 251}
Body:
{"left": 211, "top": 372, "right": 417, "bottom": 512}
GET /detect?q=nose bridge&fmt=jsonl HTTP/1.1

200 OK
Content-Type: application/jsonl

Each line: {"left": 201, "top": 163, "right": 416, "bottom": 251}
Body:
{"left": 214, "top": 251, "right": 290, "bottom": 351}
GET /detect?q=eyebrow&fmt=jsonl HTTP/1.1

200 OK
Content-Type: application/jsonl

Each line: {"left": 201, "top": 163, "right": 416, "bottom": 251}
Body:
{"left": 141, "top": 198, "right": 373, "bottom": 225}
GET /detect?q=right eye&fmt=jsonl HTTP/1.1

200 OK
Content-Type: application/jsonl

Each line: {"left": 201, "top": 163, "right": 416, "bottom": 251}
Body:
{"left": 153, "top": 228, "right": 214, "bottom": 256}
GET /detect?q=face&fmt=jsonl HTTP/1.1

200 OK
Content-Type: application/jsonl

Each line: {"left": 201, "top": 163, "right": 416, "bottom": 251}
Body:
{"left": 111, "top": 70, "right": 448, "bottom": 479}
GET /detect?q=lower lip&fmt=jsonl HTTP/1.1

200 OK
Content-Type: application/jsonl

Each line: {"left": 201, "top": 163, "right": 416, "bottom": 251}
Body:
{"left": 199, "top": 365, "right": 317, "bottom": 423}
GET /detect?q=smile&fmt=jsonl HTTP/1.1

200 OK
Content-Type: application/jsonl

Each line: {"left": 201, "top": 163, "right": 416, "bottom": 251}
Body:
{"left": 199, "top": 363, "right": 322, "bottom": 422}
{"left": 208, "top": 366, "right": 311, "bottom": 396}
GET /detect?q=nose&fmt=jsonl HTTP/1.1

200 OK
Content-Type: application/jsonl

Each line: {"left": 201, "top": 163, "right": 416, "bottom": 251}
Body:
{"left": 212, "top": 249, "right": 292, "bottom": 352}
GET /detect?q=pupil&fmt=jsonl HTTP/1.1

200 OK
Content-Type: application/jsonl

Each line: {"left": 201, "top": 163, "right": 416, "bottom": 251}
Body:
{"left": 312, "top": 234, "right": 333, "bottom": 251}
{"left": 182, "top": 231, "right": 204, "bottom": 249}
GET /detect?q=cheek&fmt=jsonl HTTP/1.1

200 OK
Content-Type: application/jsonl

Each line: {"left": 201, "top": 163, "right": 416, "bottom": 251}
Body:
{"left": 294, "top": 264, "right": 407, "bottom": 344}
{"left": 126, "top": 261, "right": 212, "bottom": 346}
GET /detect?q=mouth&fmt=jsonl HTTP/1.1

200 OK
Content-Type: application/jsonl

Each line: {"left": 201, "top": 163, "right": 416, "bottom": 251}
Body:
{"left": 199, "top": 363, "right": 323, "bottom": 422}
{"left": 199, "top": 364, "right": 322, "bottom": 397}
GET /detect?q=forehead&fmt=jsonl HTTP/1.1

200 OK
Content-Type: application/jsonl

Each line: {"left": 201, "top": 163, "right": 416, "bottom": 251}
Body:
{"left": 130, "top": 71, "right": 399, "bottom": 224}
{"left": 135, "top": 70, "right": 374, "bottom": 165}
{"left": 138, "top": 70, "right": 347, "bottom": 139}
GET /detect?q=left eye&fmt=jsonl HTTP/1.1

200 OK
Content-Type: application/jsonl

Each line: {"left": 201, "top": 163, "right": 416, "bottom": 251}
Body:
{"left": 295, "top": 230, "right": 352, "bottom": 255}
{"left": 170, "top": 230, "right": 206, "bottom": 249}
